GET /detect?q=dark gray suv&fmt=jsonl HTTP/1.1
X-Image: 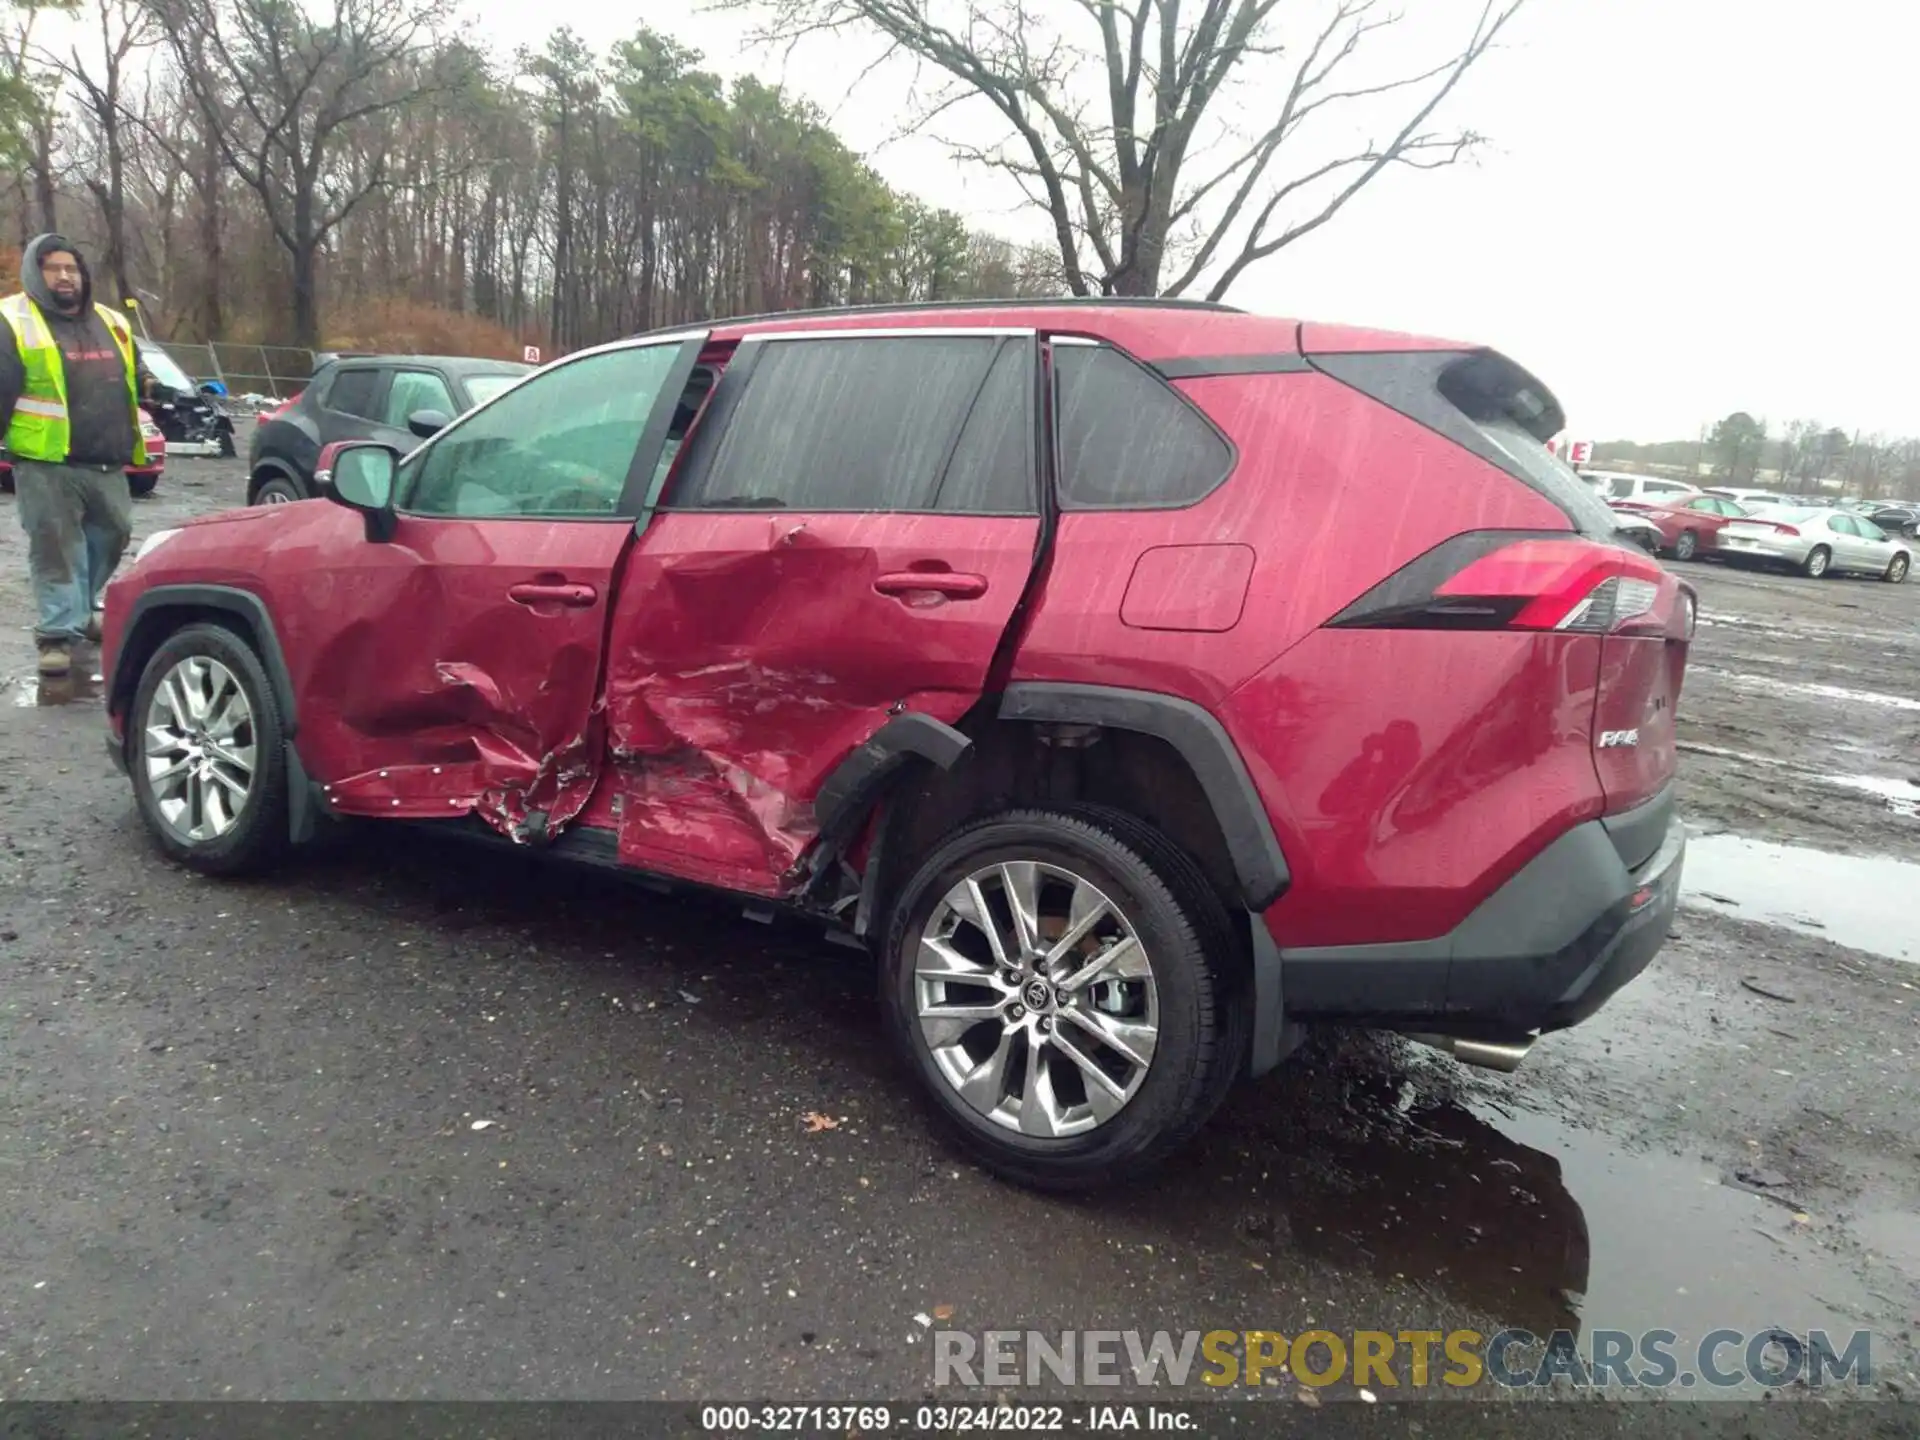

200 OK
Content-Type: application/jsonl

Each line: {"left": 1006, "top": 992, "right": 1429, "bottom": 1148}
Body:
{"left": 246, "top": 354, "right": 532, "bottom": 505}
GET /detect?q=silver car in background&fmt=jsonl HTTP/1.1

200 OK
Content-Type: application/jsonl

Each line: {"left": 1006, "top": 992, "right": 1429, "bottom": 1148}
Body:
{"left": 1716, "top": 506, "right": 1913, "bottom": 582}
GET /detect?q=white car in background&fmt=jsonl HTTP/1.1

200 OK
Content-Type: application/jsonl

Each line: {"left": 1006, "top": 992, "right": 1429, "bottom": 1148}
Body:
{"left": 1580, "top": 469, "right": 1703, "bottom": 504}
{"left": 1717, "top": 505, "right": 1913, "bottom": 582}
{"left": 1704, "top": 486, "right": 1791, "bottom": 509}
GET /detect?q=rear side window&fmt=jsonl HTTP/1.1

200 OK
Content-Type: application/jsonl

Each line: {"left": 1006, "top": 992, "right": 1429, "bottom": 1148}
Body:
{"left": 1053, "top": 345, "right": 1232, "bottom": 508}
{"left": 1315, "top": 350, "right": 1621, "bottom": 537}
{"left": 324, "top": 368, "right": 382, "bottom": 420}
{"left": 668, "top": 335, "right": 1009, "bottom": 511}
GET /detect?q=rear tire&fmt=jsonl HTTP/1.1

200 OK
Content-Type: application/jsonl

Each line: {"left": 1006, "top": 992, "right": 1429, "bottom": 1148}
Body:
{"left": 1673, "top": 529, "right": 1698, "bottom": 561}
{"left": 1803, "top": 545, "right": 1831, "bottom": 578}
{"left": 881, "top": 804, "right": 1248, "bottom": 1191}
{"left": 128, "top": 623, "right": 290, "bottom": 876}
{"left": 128, "top": 471, "right": 158, "bottom": 498}
{"left": 1887, "top": 553, "right": 1911, "bottom": 584}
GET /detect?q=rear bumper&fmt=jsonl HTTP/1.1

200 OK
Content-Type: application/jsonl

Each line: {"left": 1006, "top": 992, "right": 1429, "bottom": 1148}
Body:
{"left": 1271, "top": 798, "right": 1685, "bottom": 1045}
{"left": 1716, "top": 535, "right": 1805, "bottom": 564}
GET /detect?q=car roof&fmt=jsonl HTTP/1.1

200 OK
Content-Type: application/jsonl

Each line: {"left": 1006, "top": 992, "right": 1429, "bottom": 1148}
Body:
{"left": 323, "top": 354, "right": 532, "bottom": 373}
{"left": 653, "top": 297, "right": 1476, "bottom": 365}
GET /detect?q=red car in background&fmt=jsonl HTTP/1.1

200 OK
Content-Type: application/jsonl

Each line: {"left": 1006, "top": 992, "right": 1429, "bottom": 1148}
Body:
{"left": 0, "top": 407, "right": 168, "bottom": 497}
{"left": 1609, "top": 492, "right": 1751, "bottom": 561}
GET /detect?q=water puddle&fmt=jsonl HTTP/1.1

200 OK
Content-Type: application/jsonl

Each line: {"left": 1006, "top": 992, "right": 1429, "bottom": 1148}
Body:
{"left": 1682, "top": 833, "right": 1920, "bottom": 963}
{"left": 5, "top": 670, "right": 103, "bottom": 707}
{"left": 1489, "top": 1107, "right": 1876, "bottom": 1365}
{"left": 1092, "top": 1043, "right": 1897, "bottom": 1391}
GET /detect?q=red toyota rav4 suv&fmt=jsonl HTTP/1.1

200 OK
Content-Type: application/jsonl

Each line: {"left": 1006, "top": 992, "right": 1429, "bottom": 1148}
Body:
{"left": 100, "top": 299, "right": 1693, "bottom": 1190}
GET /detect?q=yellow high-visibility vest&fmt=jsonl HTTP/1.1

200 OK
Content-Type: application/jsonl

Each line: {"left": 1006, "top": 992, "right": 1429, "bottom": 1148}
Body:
{"left": 0, "top": 292, "right": 147, "bottom": 465}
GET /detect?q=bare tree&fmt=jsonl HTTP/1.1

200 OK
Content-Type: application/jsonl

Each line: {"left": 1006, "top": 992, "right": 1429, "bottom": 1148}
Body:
{"left": 144, "top": 0, "right": 455, "bottom": 346}
{"left": 725, "top": 0, "right": 1525, "bottom": 297}
{"left": 38, "top": 0, "right": 151, "bottom": 303}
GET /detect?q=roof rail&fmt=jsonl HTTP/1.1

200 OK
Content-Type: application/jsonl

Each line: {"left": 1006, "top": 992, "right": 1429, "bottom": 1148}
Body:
{"left": 634, "top": 294, "right": 1245, "bottom": 340}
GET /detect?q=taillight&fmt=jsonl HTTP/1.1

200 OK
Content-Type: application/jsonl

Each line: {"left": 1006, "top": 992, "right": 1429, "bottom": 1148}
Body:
{"left": 1328, "top": 531, "right": 1683, "bottom": 637}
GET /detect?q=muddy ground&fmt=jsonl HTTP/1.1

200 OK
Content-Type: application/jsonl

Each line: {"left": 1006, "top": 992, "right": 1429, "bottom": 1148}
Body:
{"left": 0, "top": 442, "right": 1916, "bottom": 1427}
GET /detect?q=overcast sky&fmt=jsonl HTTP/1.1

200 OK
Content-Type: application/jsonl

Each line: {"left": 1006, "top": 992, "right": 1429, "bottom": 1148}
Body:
{"left": 453, "top": 0, "right": 1910, "bottom": 444}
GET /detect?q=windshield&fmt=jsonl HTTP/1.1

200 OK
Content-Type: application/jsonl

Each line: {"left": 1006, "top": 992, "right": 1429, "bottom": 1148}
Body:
{"left": 464, "top": 373, "right": 526, "bottom": 407}
{"left": 140, "top": 343, "right": 197, "bottom": 392}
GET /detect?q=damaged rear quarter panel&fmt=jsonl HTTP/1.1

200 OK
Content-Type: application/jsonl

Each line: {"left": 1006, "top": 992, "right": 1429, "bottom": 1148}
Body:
{"left": 589, "top": 509, "right": 1041, "bottom": 894}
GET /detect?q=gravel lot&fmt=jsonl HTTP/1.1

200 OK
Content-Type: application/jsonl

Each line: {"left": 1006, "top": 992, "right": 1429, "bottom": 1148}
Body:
{"left": 1, "top": 445, "right": 1916, "bottom": 1425}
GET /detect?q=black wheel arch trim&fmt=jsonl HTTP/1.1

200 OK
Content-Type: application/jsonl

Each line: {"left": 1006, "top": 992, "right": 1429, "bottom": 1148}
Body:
{"left": 115, "top": 584, "right": 299, "bottom": 739}
{"left": 997, "top": 682, "right": 1291, "bottom": 910}
{"left": 813, "top": 712, "right": 973, "bottom": 854}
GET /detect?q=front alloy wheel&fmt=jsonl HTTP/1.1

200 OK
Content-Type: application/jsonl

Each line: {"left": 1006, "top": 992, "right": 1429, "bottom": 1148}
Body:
{"left": 884, "top": 807, "right": 1247, "bottom": 1190}
{"left": 144, "top": 655, "right": 258, "bottom": 842}
{"left": 129, "top": 622, "right": 289, "bottom": 874}
{"left": 916, "top": 861, "right": 1160, "bottom": 1138}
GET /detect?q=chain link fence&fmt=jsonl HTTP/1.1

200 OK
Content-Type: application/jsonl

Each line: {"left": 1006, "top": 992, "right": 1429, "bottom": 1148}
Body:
{"left": 144, "top": 341, "right": 318, "bottom": 404}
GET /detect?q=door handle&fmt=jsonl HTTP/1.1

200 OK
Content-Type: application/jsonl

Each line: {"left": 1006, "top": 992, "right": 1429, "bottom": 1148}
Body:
{"left": 874, "top": 571, "right": 988, "bottom": 600}
{"left": 508, "top": 582, "right": 597, "bottom": 608}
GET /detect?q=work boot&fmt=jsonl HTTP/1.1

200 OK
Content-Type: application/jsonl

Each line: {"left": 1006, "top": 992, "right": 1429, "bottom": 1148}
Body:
{"left": 83, "top": 612, "right": 103, "bottom": 645}
{"left": 36, "top": 640, "right": 71, "bottom": 677}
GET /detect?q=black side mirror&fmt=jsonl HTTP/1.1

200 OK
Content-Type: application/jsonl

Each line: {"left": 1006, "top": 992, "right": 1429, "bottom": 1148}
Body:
{"left": 320, "top": 440, "right": 400, "bottom": 542}
{"left": 408, "top": 408, "right": 451, "bottom": 439}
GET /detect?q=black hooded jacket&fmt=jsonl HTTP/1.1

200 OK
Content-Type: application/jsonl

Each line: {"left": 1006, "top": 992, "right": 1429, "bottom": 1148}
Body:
{"left": 0, "top": 233, "right": 168, "bottom": 467}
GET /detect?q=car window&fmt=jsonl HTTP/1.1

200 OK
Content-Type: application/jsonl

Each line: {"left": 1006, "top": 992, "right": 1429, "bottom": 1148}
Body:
{"left": 1609, "top": 477, "right": 1635, "bottom": 498}
{"left": 1053, "top": 345, "right": 1232, "bottom": 509}
{"left": 1857, "top": 517, "right": 1889, "bottom": 541}
{"left": 669, "top": 335, "right": 1002, "bottom": 511}
{"left": 464, "top": 373, "right": 525, "bottom": 407}
{"left": 382, "top": 370, "right": 458, "bottom": 429}
{"left": 398, "top": 344, "right": 683, "bottom": 518}
{"left": 932, "top": 340, "right": 1035, "bottom": 513}
{"left": 1827, "top": 514, "right": 1858, "bottom": 536}
{"left": 324, "top": 368, "right": 383, "bottom": 420}
{"left": 1686, "top": 497, "right": 1716, "bottom": 512}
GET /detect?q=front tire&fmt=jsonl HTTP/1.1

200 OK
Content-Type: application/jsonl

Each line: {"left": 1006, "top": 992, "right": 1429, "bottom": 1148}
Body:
{"left": 1887, "top": 553, "right": 1911, "bottom": 584}
{"left": 128, "top": 623, "right": 289, "bottom": 875}
{"left": 1804, "top": 545, "right": 1831, "bottom": 578}
{"left": 253, "top": 474, "right": 306, "bottom": 505}
{"left": 881, "top": 806, "right": 1246, "bottom": 1191}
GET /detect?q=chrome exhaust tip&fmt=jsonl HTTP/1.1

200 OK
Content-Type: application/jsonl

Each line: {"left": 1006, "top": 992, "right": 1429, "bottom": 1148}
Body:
{"left": 1409, "top": 1034, "right": 1534, "bottom": 1073}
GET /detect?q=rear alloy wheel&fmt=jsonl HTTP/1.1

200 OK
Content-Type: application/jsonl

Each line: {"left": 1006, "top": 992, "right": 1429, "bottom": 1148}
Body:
{"left": 129, "top": 623, "right": 289, "bottom": 875}
{"left": 253, "top": 476, "right": 305, "bottom": 505}
{"left": 1803, "top": 545, "right": 1832, "bottom": 578}
{"left": 1673, "top": 529, "right": 1698, "bottom": 561}
{"left": 1887, "top": 553, "right": 1911, "bottom": 584}
{"left": 882, "top": 806, "right": 1246, "bottom": 1191}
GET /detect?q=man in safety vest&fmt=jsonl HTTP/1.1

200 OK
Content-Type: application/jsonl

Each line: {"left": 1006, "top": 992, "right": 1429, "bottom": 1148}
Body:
{"left": 0, "top": 233, "right": 178, "bottom": 676}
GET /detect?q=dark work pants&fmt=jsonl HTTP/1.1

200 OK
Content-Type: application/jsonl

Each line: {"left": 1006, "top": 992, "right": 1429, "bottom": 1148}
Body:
{"left": 12, "top": 458, "right": 133, "bottom": 644}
